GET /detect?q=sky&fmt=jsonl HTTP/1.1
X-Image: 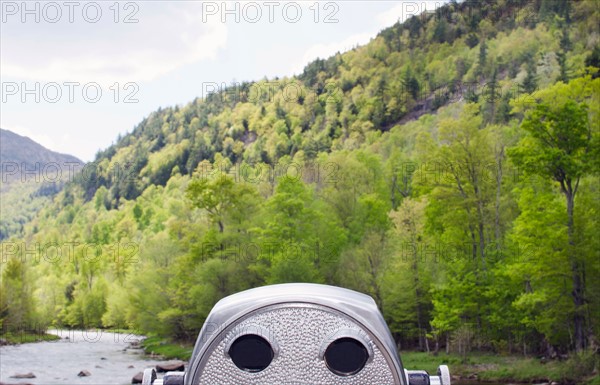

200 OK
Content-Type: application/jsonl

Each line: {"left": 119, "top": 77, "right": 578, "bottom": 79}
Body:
{"left": 1, "top": 1, "right": 449, "bottom": 162}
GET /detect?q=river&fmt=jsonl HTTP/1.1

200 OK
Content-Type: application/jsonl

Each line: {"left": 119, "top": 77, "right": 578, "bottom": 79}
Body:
{"left": 0, "top": 330, "right": 173, "bottom": 385}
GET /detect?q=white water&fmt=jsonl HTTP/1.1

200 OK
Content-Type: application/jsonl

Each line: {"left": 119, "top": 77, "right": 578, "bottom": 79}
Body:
{"left": 0, "top": 330, "right": 172, "bottom": 385}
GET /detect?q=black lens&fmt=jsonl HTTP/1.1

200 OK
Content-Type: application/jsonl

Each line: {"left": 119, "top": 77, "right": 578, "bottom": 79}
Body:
{"left": 228, "top": 334, "right": 274, "bottom": 372}
{"left": 324, "top": 337, "right": 369, "bottom": 376}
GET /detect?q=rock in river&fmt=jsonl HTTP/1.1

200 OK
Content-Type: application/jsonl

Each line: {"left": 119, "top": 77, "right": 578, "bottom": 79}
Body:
{"left": 132, "top": 372, "right": 143, "bottom": 384}
{"left": 156, "top": 361, "right": 185, "bottom": 372}
{"left": 9, "top": 373, "right": 36, "bottom": 379}
{"left": 77, "top": 370, "right": 91, "bottom": 377}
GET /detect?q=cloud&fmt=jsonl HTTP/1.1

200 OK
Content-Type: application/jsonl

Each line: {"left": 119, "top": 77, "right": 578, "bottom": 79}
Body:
{"left": 1, "top": 3, "right": 228, "bottom": 85}
{"left": 292, "top": 32, "right": 374, "bottom": 75}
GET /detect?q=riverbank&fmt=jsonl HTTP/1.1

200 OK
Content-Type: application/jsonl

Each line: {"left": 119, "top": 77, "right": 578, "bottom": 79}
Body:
{"left": 141, "top": 336, "right": 193, "bottom": 361}
{"left": 401, "top": 351, "right": 599, "bottom": 385}
{"left": 140, "top": 337, "right": 599, "bottom": 384}
{"left": 0, "top": 332, "right": 60, "bottom": 345}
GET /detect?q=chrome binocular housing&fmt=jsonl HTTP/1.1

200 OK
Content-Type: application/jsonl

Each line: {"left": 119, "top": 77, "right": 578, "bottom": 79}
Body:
{"left": 143, "top": 283, "right": 450, "bottom": 385}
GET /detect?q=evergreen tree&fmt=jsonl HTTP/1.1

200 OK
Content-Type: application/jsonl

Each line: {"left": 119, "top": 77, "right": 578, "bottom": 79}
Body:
{"left": 522, "top": 54, "right": 538, "bottom": 94}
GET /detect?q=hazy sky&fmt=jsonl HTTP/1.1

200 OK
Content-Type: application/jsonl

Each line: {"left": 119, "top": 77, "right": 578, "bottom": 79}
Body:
{"left": 1, "top": 1, "right": 448, "bottom": 161}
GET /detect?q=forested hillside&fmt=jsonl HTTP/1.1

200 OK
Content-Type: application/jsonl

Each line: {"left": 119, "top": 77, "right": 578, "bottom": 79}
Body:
{"left": 1, "top": 0, "right": 599, "bottom": 361}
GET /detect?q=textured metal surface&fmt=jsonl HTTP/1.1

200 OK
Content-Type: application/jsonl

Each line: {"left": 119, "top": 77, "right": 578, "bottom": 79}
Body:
{"left": 189, "top": 304, "right": 398, "bottom": 384}
{"left": 185, "top": 284, "right": 407, "bottom": 385}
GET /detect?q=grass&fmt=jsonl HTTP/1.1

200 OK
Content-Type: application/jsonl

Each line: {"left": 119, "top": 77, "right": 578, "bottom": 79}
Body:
{"left": 141, "top": 336, "right": 193, "bottom": 361}
{"left": 586, "top": 375, "right": 600, "bottom": 385}
{"left": 1, "top": 331, "right": 61, "bottom": 344}
{"left": 103, "top": 327, "right": 141, "bottom": 334}
{"left": 401, "top": 351, "right": 600, "bottom": 384}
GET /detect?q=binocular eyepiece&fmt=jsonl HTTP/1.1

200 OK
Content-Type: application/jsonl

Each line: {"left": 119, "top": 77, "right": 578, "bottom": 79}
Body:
{"left": 143, "top": 283, "right": 451, "bottom": 385}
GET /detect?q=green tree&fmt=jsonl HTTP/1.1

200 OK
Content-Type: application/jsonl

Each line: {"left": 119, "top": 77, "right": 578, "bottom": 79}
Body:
{"left": 505, "top": 185, "right": 573, "bottom": 350}
{"left": 522, "top": 55, "right": 538, "bottom": 94}
{"left": 509, "top": 76, "right": 599, "bottom": 351}
{"left": 385, "top": 197, "right": 433, "bottom": 350}
{"left": 186, "top": 173, "right": 257, "bottom": 234}
{"left": 257, "top": 176, "right": 326, "bottom": 283}
{"left": 477, "top": 39, "right": 488, "bottom": 78}
{"left": 0, "top": 257, "right": 37, "bottom": 333}
{"left": 419, "top": 104, "right": 502, "bottom": 347}
{"left": 556, "top": 26, "right": 572, "bottom": 83}
{"left": 402, "top": 67, "right": 421, "bottom": 102}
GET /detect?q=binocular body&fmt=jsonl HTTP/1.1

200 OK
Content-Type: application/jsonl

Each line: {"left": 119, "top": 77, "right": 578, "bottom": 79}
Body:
{"left": 143, "top": 283, "right": 450, "bottom": 385}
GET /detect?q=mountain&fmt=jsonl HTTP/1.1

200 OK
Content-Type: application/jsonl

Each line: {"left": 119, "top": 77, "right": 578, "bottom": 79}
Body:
{"left": 0, "top": 128, "right": 82, "bottom": 182}
{"left": 2, "top": 0, "right": 599, "bottom": 366}
{"left": 0, "top": 128, "right": 83, "bottom": 239}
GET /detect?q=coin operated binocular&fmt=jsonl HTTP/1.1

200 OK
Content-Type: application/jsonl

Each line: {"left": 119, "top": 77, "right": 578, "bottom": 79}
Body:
{"left": 142, "top": 283, "right": 450, "bottom": 385}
